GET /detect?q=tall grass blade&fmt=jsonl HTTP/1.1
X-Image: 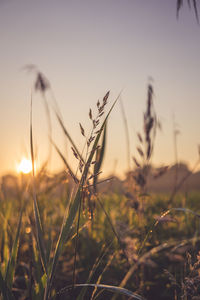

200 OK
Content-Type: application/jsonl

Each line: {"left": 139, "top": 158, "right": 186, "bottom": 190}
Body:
{"left": 46, "top": 95, "right": 119, "bottom": 299}
{"left": 2, "top": 206, "right": 11, "bottom": 276}
{"left": 93, "top": 123, "right": 107, "bottom": 193}
{"left": 51, "top": 140, "right": 78, "bottom": 182}
{"left": 72, "top": 195, "right": 82, "bottom": 286}
{"left": 55, "top": 111, "right": 84, "bottom": 163}
{"left": 5, "top": 210, "right": 22, "bottom": 288}
{"left": 30, "top": 96, "right": 48, "bottom": 276}
{"left": 31, "top": 236, "right": 46, "bottom": 299}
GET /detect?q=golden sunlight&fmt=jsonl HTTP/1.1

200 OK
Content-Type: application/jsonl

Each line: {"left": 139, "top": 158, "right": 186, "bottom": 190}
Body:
{"left": 17, "top": 158, "right": 32, "bottom": 174}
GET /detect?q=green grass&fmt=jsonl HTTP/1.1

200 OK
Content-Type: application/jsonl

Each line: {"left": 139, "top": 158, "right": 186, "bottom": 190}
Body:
{"left": 1, "top": 174, "right": 200, "bottom": 299}
{"left": 1, "top": 77, "right": 200, "bottom": 299}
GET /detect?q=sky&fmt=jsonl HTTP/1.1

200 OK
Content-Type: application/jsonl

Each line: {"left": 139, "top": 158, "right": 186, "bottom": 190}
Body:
{"left": 0, "top": 0, "right": 200, "bottom": 178}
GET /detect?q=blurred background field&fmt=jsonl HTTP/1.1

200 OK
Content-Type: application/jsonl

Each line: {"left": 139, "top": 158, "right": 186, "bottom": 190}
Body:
{"left": 1, "top": 162, "right": 200, "bottom": 299}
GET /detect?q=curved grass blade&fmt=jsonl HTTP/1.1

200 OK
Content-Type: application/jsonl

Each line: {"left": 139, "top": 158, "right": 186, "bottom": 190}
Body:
{"left": 58, "top": 283, "right": 145, "bottom": 300}
{"left": 55, "top": 111, "right": 84, "bottom": 163}
{"left": 30, "top": 96, "right": 48, "bottom": 276}
{"left": 115, "top": 236, "right": 200, "bottom": 299}
{"left": 138, "top": 207, "right": 200, "bottom": 256}
{"left": 5, "top": 210, "right": 22, "bottom": 288}
{"left": 46, "top": 95, "right": 119, "bottom": 299}
{"left": 51, "top": 140, "right": 78, "bottom": 183}
{"left": 93, "top": 123, "right": 107, "bottom": 193}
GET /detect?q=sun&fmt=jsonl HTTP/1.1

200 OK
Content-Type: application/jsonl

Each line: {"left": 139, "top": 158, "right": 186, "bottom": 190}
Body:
{"left": 17, "top": 158, "right": 32, "bottom": 174}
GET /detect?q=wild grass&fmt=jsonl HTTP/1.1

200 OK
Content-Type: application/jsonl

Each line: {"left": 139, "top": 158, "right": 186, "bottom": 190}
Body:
{"left": 1, "top": 73, "right": 200, "bottom": 299}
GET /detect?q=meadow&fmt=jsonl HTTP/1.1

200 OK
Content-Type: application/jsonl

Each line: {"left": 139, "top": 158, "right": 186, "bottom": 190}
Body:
{"left": 1, "top": 72, "right": 200, "bottom": 300}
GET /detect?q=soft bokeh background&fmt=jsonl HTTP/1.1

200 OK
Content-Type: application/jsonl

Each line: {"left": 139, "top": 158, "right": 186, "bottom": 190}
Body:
{"left": 0, "top": 0, "right": 200, "bottom": 177}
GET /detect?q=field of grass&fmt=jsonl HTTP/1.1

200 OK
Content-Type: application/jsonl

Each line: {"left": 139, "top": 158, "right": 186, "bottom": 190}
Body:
{"left": 1, "top": 173, "right": 200, "bottom": 300}
{"left": 1, "top": 73, "right": 200, "bottom": 300}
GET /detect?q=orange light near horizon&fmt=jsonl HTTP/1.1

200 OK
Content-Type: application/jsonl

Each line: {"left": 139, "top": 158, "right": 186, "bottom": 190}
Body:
{"left": 17, "top": 158, "right": 32, "bottom": 174}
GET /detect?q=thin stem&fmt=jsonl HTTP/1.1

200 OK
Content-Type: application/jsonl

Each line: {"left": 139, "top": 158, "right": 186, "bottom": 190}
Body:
{"left": 72, "top": 194, "right": 82, "bottom": 287}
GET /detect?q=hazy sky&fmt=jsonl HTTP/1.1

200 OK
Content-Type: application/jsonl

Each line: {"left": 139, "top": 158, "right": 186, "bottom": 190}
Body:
{"left": 1, "top": 0, "right": 200, "bottom": 177}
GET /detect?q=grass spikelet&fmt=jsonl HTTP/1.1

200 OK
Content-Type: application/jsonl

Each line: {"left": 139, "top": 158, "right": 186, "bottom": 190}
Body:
{"left": 34, "top": 72, "right": 50, "bottom": 94}
{"left": 89, "top": 108, "right": 93, "bottom": 120}
{"left": 137, "top": 147, "right": 144, "bottom": 157}
{"left": 137, "top": 133, "right": 143, "bottom": 143}
{"left": 133, "top": 157, "right": 141, "bottom": 168}
{"left": 71, "top": 146, "right": 79, "bottom": 160}
{"left": 79, "top": 123, "right": 85, "bottom": 137}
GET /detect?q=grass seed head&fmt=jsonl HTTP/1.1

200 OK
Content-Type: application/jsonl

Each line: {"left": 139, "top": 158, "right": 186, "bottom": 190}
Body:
{"left": 71, "top": 147, "right": 79, "bottom": 160}
{"left": 35, "top": 72, "right": 50, "bottom": 94}
{"left": 89, "top": 108, "right": 93, "bottom": 120}
{"left": 79, "top": 123, "right": 85, "bottom": 137}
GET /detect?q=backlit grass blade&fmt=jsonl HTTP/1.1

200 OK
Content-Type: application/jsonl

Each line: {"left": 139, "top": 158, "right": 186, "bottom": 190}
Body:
{"left": 5, "top": 210, "right": 22, "bottom": 288}
{"left": 55, "top": 111, "right": 84, "bottom": 163}
{"left": 93, "top": 123, "right": 107, "bottom": 193}
{"left": 46, "top": 95, "right": 119, "bottom": 299}
{"left": 31, "top": 236, "right": 46, "bottom": 299}
{"left": 30, "top": 96, "right": 48, "bottom": 276}
{"left": 2, "top": 205, "right": 11, "bottom": 276}
{"left": 52, "top": 140, "right": 78, "bottom": 182}
{"left": 138, "top": 207, "right": 200, "bottom": 256}
{"left": 115, "top": 236, "right": 200, "bottom": 299}
{"left": 58, "top": 283, "right": 145, "bottom": 300}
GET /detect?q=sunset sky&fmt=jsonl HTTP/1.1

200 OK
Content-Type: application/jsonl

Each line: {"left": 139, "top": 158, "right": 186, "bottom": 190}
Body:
{"left": 0, "top": 0, "right": 200, "bottom": 177}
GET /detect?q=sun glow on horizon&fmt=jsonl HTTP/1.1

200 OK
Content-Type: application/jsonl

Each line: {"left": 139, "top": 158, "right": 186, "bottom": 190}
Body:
{"left": 17, "top": 158, "right": 32, "bottom": 174}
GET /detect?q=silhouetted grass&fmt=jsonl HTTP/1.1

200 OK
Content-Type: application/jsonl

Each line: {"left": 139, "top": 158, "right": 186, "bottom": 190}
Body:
{"left": 1, "top": 75, "right": 200, "bottom": 300}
